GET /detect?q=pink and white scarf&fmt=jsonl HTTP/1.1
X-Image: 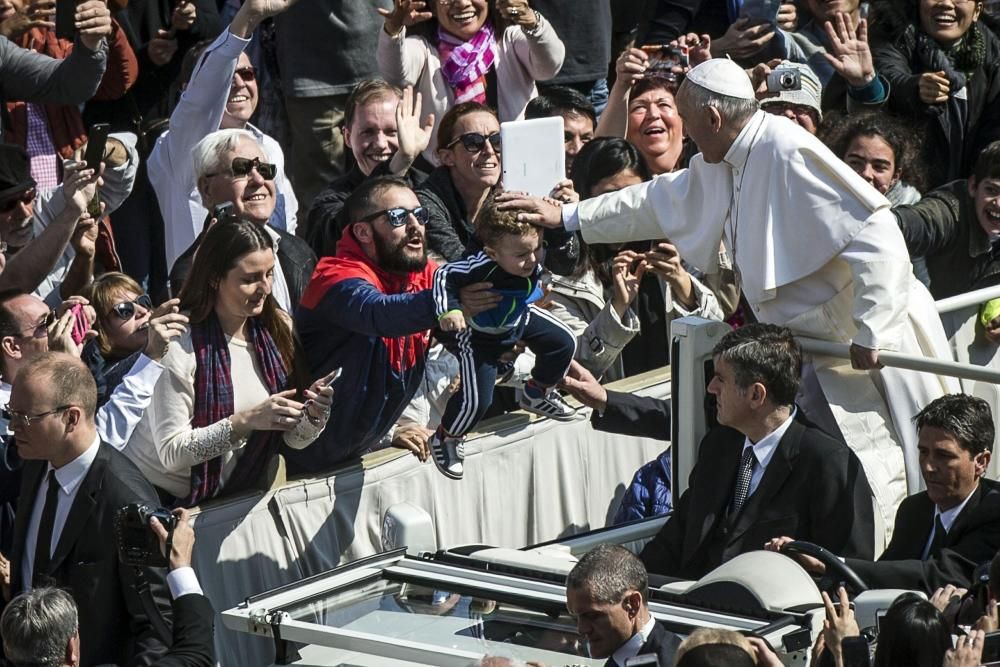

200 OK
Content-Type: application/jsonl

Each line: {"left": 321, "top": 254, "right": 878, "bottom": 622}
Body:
{"left": 437, "top": 21, "right": 497, "bottom": 105}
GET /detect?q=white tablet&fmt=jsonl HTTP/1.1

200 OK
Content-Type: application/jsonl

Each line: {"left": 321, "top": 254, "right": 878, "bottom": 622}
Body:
{"left": 500, "top": 116, "right": 565, "bottom": 198}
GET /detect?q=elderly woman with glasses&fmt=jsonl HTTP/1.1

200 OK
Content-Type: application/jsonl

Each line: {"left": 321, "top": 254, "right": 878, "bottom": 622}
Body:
{"left": 126, "top": 218, "right": 333, "bottom": 506}
{"left": 165, "top": 128, "right": 316, "bottom": 312}
{"left": 872, "top": 0, "right": 1000, "bottom": 189}
{"left": 377, "top": 0, "right": 565, "bottom": 167}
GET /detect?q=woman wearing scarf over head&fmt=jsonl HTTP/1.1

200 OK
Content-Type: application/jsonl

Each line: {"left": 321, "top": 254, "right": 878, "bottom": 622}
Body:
{"left": 872, "top": 0, "right": 1000, "bottom": 189}
{"left": 377, "top": 0, "right": 565, "bottom": 167}
{"left": 122, "top": 219, "right": 334, "bottom": 506}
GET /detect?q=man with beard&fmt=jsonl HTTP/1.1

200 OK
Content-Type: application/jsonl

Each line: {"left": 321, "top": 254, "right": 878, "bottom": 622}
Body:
{"left": 289, "top": 176, "right": 441, "bottom": 472}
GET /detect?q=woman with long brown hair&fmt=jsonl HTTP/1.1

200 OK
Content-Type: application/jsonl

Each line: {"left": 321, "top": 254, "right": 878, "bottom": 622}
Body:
{"left": 123, "top": 219, "right": 333, "bottom": 506}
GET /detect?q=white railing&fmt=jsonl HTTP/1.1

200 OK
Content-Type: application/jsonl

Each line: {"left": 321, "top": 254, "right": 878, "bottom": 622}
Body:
{"left": 797, "top": 338, "right": 1000, "bottom": 384}
{"left": 935, "top": 284, "right": 1000, "bottom": 314}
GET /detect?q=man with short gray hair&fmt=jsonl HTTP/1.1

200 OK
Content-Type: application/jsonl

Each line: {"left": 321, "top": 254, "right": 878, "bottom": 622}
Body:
{"left": 565, "top": 544, "right": 681, "bottom": 666}
{"left": 501, "top": 56, "right": 958, "bottom": 539}
{"left": 1, "top": 587, "right": 78, "bottom": 667}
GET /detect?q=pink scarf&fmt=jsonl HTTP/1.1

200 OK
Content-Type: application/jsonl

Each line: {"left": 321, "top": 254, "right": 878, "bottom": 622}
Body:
{"left": 437, "top": 20, "right": 497, "bottom": 105}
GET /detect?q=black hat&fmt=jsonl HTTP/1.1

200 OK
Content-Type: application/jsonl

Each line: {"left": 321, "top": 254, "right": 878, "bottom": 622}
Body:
{"left": 0, "top": 143, "right": 35, "bottom": 201}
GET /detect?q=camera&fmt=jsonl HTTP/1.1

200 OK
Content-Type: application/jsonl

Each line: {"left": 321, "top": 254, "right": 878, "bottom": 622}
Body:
{"left": 766, "top": 68, "right": 801, "bottom": 92}
{"left": 640, "top": 44, "right": 689, "bottom": 75}
{"left": 115, "top": 503, "right": 177, "bottom": 568}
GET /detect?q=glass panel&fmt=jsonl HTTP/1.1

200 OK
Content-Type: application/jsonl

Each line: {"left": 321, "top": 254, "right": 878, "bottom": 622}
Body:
{"left": 283, "top": 578, "right": 678, "bottom": 665}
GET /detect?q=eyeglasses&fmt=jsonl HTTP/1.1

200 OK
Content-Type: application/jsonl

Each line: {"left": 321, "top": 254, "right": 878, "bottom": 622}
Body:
{"left": 234, "top": 66, "right": 256, "bottom": 82}
{"left": 360, "top": 206, "right": 430, "bottom": 227}
{"left": 0, "top": 188, "right": 36, "bottom": 214}
{"left": 109, "top": 294, "right": 153, "bottom": 321}
{"left": 207, "top": 157, "right": 277, "bottom": 181}
{"left": 14, "top": 310, "right": 55, "bottom": 339}
{"left": 446, "top": 132, "right": 502, "bottom": 154}
{"left": 2, "top": 404, "right": 72, "bottom": 428}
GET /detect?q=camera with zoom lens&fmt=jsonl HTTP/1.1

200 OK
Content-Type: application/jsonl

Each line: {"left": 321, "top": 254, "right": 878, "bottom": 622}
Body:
{"left": 766, "top": 68, "right": 802, "bottom": 92}
{"left": 115, "top": 503, "right": 176, "bottom": 568}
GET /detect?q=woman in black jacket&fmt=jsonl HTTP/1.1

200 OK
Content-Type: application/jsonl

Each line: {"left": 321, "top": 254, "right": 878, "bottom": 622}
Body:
{"left": 871, "top": 0, "right": 1000, "bottom": 188}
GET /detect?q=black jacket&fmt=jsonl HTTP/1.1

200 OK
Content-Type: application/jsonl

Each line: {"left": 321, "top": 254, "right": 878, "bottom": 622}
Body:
{"left": 873, "top": 22, "right": 1000, "bottom": 188}
{"left": 9, "top": 443, "right": 171, "bottom": 667}
{"left": 416, "top": 166, "right": 578, "bottom": 275}
{"left": 169, "top": 222, "right": 317, "bottom": 310}
{"left": 605, "top": 621, "right": 683, "bottom": 667}
{"left": 846, "top": 479, "right": 1000, "bottom": 593}
{"left": 151, "top": 593, "right": 215, "bottom": 667}
{"left": 597, "top": 393, "right": 875, "bottom": 579}
{"left": 894, "top": 179, "right": 1000, "bottom": 300}
{"left": 634, "top": 0, "right": 731, "bottom": 46}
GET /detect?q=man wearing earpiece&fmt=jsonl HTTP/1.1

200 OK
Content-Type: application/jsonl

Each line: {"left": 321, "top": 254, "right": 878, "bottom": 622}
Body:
{"left": 566, "top": 544, "right": 682, "bottom": 667}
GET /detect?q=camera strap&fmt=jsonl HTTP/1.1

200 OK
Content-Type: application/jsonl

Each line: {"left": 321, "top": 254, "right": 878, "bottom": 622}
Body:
{"left": 132, "top": 566, "right": 173, "bottom": 646}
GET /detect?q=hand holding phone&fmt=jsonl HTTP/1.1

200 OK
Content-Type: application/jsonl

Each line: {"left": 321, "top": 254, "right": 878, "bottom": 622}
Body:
{"left": 69, "top": 303, "right": 91, "bottom": 346}
{"left": 84, "top": 123, "right": 110, "bottom": 172}
{"left": 303, "top": 368, "right": 341, "bottom": 414}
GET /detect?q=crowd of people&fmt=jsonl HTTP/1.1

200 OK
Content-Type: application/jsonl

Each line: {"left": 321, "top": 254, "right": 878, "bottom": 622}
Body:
{"left": 0, "top": 0, "right": 999, "bottom": 662}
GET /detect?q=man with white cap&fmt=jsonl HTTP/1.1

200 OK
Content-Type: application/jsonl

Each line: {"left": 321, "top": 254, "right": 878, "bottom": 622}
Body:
{"left": 759, "top": 61, "right": 823, "bottom": 135}
{"left": 498, "top": 57, "right": 959, "bottom": 545}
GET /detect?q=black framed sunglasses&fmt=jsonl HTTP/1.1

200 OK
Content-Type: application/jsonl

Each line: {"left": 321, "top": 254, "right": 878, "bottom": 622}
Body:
{"left": 15, "top": 310, "right": 55, "bottom": 339}
{"left": 230, "top": 157, "right": 277, "bottom": 180}
{"left": 234, "top": 66, "right": 257, "bottom": 81}
{"left": 360, "top": 206, "right": 430, "bottom": 227}
{"left": 447, "top": 132, "right": 502, "bottom": 154}
{"left": 0, "top": 187, "right": 36, "bottom": 213}
{"left": 110, "top": 294, "right": 153, "bottom": 321}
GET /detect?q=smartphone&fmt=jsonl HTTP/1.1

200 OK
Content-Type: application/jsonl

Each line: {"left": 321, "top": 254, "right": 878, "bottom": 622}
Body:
{"left": 303, "top": 368, "right": 342, "bottom": 411}
{"left": 840, "top": 636, "right": 872, "bottom": 666}
{"left": 740, "top": 0, "right": 782, "bottom": 24}
{"left": 641, "top": 44, "right": 689, "bottom": 75}
{"left": 55, "top": 0, "right": 76, "bottom": 40}
{"left": 213, "top": 201, "right": 235, "bottom": 224}
{"left": 981, "top": 631, "right": 1000, "bottom": 663}
{"left": 84, "top": 123, "right": 110, "bottom": 172}
{"left": 69, "top": 303, "right": 90, "bottom": 346}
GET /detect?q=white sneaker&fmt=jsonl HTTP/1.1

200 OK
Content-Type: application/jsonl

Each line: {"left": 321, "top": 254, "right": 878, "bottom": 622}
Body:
{"left": 519, "top": 386, "right": 577, "bottom": 422}
{"left": 430, "top": 431, "right": 465, "bottom": 480}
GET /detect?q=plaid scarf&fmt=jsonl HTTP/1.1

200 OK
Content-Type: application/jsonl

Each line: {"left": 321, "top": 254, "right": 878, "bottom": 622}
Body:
{"left": 437, "top": 21, "right": 497, "bottom": 104}
{"left": 181, "top": 312, "right": 289, "bottom": 507}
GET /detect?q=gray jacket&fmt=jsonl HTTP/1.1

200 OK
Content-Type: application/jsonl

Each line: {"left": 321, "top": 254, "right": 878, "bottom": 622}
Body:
{"left": 0, "top": 35, "right": 107, "bottom": 134}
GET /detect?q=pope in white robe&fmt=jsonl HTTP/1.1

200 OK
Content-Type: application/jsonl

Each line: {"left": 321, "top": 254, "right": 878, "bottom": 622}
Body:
{"left": 505, "top": 59, "right": 959, "bottom": 545}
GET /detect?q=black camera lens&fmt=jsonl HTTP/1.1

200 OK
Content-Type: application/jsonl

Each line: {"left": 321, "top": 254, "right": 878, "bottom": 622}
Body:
{"left": 779, "top": 72, "right": 796, "bottom": 89}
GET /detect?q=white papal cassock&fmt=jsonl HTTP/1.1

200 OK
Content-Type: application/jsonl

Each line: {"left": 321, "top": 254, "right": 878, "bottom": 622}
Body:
{"left": 563, "top": 111, "right": 959, "bottom": 544}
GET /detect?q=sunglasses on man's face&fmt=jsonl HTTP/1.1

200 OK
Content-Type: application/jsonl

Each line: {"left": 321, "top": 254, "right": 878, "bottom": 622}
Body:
{"left": 0, "top": 188, "right": 36, "bottom": 214}
{"left": 360, "top": 206, "right": 430, "bottom": 227}
{"left": 110, "top": 294, "right": 153, "bottom": 321}
{"left": 447, "top": 132, "right": 502, "bottom": 154}
{"left": 231, "top": 157, "right": 277, "bottom": 180}
{"left": 234, "top": 66, "right": 256, "bottom": 82}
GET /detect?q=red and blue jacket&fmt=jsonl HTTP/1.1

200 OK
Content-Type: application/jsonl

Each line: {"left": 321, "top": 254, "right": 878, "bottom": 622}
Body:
{"left": 287, "top": 232, "right": 438, "bottom": 473}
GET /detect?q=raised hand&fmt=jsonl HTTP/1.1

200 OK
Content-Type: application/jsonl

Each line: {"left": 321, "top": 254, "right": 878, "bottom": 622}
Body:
{"left": 919, "top": 70, "right": 951, "bottom": 104}
{"left": 232, "top": 0, "right": 301, "bottom": 37}
{"left": 673, "top": 32, "right": 712, "bottom": 68}
{"left": 823, "top": 12, "right": 875, "bottom": 88}
{"left": 714, "top": 18, "right": 774, "bottom": 60}
{"left": 60, "top": 158, "right": 103, "bottom": 221}
{"left": 378, "top": 0, "right": 433, "bottom": 36}
{"left": 493, "top": 191, "right": 564, "bottom": 229}
{"left": 147, "top": 29, "right": 179, "bottom": 66}
{"left": 394, "top": 86, "right": 434, "bottom": 167}
{"left": 610, "top": 250, "right": 643, "bottom": 317}
{"left": 74, "top": 0, "right": 112, "bottom": 51}
{"left": 69, "top": 215, "right": 100, "bottom": 258}
{"left": 943, "top": 630, "right": 985, "bottom": 667}
{"left": 613, "top": 47, "right": 649, "bottom": 91}
{"left": 496, "top": 0, "right": 536, "bottom": 29}
{"left": 144, "top": 300, "right": 189, "bottom": 361}
{"left": 776, "top": 2, "right": 797, "bottom": 31}
{"left": 170, "top": 0, "right": 196, "bottom": 31}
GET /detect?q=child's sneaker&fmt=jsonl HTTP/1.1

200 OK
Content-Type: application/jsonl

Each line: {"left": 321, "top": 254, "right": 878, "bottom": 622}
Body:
{"left": 429, "top": 429, "right": 466, "bottom": 480}
{"left": 519, "top": 381, "right": 577, "bottom": 422}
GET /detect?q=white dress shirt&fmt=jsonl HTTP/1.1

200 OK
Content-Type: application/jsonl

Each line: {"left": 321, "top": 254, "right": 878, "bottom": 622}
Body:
{"left": 22, "top": 436, "right": 100, "bottom": 591}
{"left": 148, "top": 28, "right": 298, "bottom": 269}
{"left": 740, "top": 408, "right": 797, "bottom": 499}
{"left": 921, "top": 488, "right": 976, "bottom": 560}
{"left": 610, "top": 615, "right": 657, "bottom": 667}
{"left": 2, "top": 355, "right": 164, "bottom": 451}
{"left": 166, "top": 567, "right": 204, "bottom": 599}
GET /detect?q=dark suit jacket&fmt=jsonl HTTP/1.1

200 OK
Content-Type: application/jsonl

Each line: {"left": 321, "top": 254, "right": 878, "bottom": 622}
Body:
{"left": 167, "top": 223, "right": 317, "bottom": 309}
{"left": 9, "top": 443, "right": 171, "bottom": 667}
{"left": 151, "top": 593, "right": 215, "bottom": 667}
{"left": 608, "top": 620, "right": 682, "bottom": 667}
{"left": 846, "top": 479, "right": 1000, "bottom": 593}
{"left": 596, "top": 392, "right": 875, "bottom": 579}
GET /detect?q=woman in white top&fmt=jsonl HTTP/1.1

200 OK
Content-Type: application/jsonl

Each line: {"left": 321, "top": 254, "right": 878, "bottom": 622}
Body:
{"left": 125, "top": 219, "right": 333, "bottom": 505}
{"left": 377, "top": 0, "right": 565, "bottom": 166}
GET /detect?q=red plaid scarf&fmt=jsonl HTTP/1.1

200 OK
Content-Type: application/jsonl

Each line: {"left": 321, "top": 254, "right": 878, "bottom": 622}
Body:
{"left": 180, "top": 312, "right": 289, "bottom": 507}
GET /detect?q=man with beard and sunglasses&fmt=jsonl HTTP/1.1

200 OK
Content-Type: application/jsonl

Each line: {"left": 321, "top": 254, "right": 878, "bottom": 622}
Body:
{"left": 290, "top": 176, "right": 447, "bottom": 473}
{"left": 148, "top": 0, "right": 300, "bottom": 270}
{"left": 166, "top": 129, "right": 316, "bottom": 311}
